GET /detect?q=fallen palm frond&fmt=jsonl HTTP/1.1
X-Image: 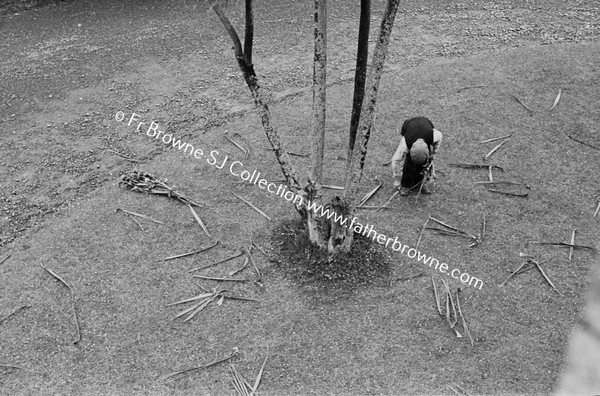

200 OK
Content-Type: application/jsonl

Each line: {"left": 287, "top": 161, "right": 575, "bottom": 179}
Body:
{"left": 456, "top": 290, "right": 474, "bottom": 346}
{"left": 169, "top": 288, "right": 258, "bottom": 322}
{"left": 188, "top": 250, "right": 244, "bottom": 272}
{"left": 225, "top": 133, "right": 249, "bottom": 158}
{"left": 359, "top": 178, "right": 383, "bottom": 206}
{"left": 160, "top": 348, "right": 238, "bottom": 382}
{"left": 569, "top": 229, "right": 577, "bottom": 261}
{"left": 480, "top": 134, "right": 512, "bottom": 144}
{"left": 427, "top": 216, "right": 477, "bottom": 240}
{"left": 189, "top": 204, "right": 210, "bottom": 237}
{"left": 511, "top": 94, "right": 533, "bottom": 115}
{"left": 40, "top": 264, "right": 81, "bottom": 344}
{"left": 0, "top": 305, "right": 31, "bottom": 325}
{"left": 484, "top": 138, "right": 510, "bottom": 161}
{"left": 230, "top": 353, "right": 269, "bottom": 396}
{"left": 116, "top": 208, "right": 163, "bottom": 225}
{"left": 528, "top": 241, "right": 598, "bottom": 253}
{"left": 415, "top": 218, "right": 429, "bottom": 250}
{"left": 232, "top": 193, "right": 271, "bottom": 221}
{"left": 550, "top": 88, "right": 562, "bottom": 111}
{"left": 487, "top": 189, "right": 529, "bottom": 197}
{"left": 449, "top": 163, "right": 504, "bottom": 172}
{"left": 120, "top": 171, "right": 204, "bottom": 207}
{"left": 565, "top": 134, "right": 600, "bottom": 151}
{"left": 193, "top": 275, "right": 248, "bottom": 282}
{"left": 0, "top": 254, "right": 11, "bottom": 266}
{"left": 108, "top": 149, "right": 142, "bottom": 163}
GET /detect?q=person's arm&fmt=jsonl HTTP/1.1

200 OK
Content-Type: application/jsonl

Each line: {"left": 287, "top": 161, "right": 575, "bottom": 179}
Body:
{"left": 391, "top": 137, "right": 408, "bottom": 185}
{"left": 431, "top": 129, "right": 443, "bottom": 155}
{"left": 430, "top": 129, "right": 443, "bottom": 179}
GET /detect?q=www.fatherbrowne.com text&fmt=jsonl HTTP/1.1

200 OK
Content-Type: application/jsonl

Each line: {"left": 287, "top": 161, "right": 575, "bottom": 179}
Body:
{"left": 115, "top": 111, "right": 484, "bottom": 290}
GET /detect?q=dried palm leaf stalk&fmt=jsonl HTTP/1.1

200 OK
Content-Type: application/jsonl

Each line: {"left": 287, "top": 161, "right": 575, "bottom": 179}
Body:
{"left": 120, "top": 171, "right": 204, "bottom": 207}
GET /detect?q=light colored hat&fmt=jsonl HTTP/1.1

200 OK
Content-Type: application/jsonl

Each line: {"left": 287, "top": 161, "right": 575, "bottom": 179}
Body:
{"left": 410, "top": 139, "right": 429, "bottom": 165}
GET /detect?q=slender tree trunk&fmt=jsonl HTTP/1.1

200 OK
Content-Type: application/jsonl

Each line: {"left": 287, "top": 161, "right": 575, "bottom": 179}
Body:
{"left": 331, "top": 0, "right": 401, "bottom": 253}
{"left": 209, "top": 0, "right": 304, "bottom": 216}
{"left": 307, "top": 0, "right": 328, "bottom": 249}
{"left": 348, "top": 0, "right": 371, "bottom": 159}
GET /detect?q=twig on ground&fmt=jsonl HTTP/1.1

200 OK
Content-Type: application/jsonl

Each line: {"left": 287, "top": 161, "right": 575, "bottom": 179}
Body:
{"left": 188, "top": 250, "right": 244, "bottom": 272}
{"left": 550, "top": 88, "right": 562, "bottom": 111}
{"left": 511, "top": 94, "right": 533, "bottom": 115}
{"left": 0, "top": 364, "right": 21, "bottom": 370}
{"left": 474, "top": 181, "right": 527, "bottom": 187}
{"left": 189, "top": 204, "right": 210, "bottom": 237}
{"left": 594, "top": 198, "right": 600, "bottom": 218}
{"left": 393, "top": 273, "right": 425, "bottom": 283}
{"left": 356, "top": 205, "right": 395, "bottom": 210}
{"left": 484, "top": 138, "right": 510, "bottom": 161}
{"left": 428, "top": 216, "right": 477, "bottom": 240}
{"left": 487, "top": 189, "right": 529, "bottom": 197}
{"left": 108, "top": 149, "right": 142, "bottom": 163}
{"left": 480, "top": 134, "right": 512, "bottom": 144}
{"left": 225, "top": 133, "right": 248, "bottom": 157}
{"left": 160, "top": 348, "right": 239, "bottom": 382}
{"left": 531, "top": 259, "right": 563, "bottom": 296}
{"left": 40, "top": 264, "right": 81, "bottom": 344}
{"left": 528, "top": 241, "right": 598, "bottom": 253}
{"left": 359, "top": 178, "right": 383, "bottom": 206}
{"left": 499, "top": 261, "right": 530, "bottom": 287}
{"left": 127, "top": 214, "right": 144, "bottom": 230}
{"left": 449, "top": 163, "right": 504, "bottom": 172}
{"left": 251, "top": 242, "right": 269, "bottom": 257}
{"left": 193, "top": 275, "right": 248, "bottom": 282}
{"left": 232, "top": 193, "right": 271, "bottom": 221}
{"left": 243, "top": 246, "right": 261, "bottom": 278}
{"left": 375, "top": 190, "right": 400, "bottom": 213}
{"left": 432, "top": 277, "right": 443, "bottom": 316}
{"left": 456, "top": 290, "right": 475, "bottom": 346}
{"left": 488, "top": 165, "right": 493, "bottom": 182}
{"left": 415, "top": 218, "right": 429, "bottom": 250}
{"left": 40, "top": 263, "right": 71, "bottom": 289}
{"left": 0, "top": 305, "right": 31, "bottom": 325}
{"left": 569, "top": 229, "right": 577, "bottom": 261}
{"left": 0, "top": 254, "right": 11, "bottom": 266}
{"left": 457, "top": 85, "right": 487, "bottom": 93}
{"left": 322, "top": 185, "right": 344, "bottom": 190}
{"left": 565, "top": 134, "right": 600, "bottom": 151}
{"left": 229, "top": 255, "right": 249, "bottom": 276}
{"left": 164, "top": 241, "right": 219, "bottom": 261}
{"left": 116, "top": 208, "right": 163, "bottom": 224}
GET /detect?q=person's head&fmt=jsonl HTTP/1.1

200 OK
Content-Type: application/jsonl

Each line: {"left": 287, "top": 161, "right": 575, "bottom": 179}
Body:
{"left": 410, "top": 139, "right": 429, "bottom": 165}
